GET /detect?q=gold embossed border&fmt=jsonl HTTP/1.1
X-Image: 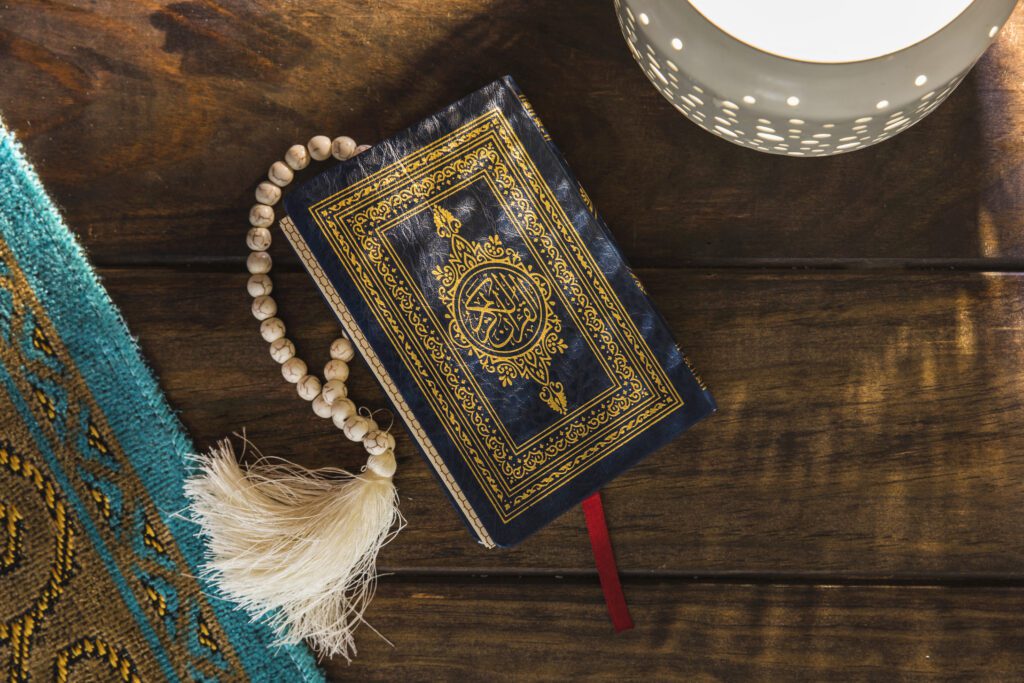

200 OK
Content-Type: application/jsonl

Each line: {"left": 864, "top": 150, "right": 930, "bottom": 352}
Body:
{"left": 309, "top": 110, "right": 682, "bottom": 521}
{"left": 303, "top": 108, "right": 683, "bottom": 524}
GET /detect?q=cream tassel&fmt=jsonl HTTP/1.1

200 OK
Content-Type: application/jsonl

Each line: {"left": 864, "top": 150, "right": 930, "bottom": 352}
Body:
{"left": 184, "top": 438, "right": 403, "bottom": 662}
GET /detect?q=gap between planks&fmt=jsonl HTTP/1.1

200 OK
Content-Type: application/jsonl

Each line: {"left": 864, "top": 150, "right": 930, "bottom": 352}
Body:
{"left": 374, "top": 570, "right": 1024, "bottom": 588}
{"left": 92, "top": 260, "right": 1024, "bottom": 274}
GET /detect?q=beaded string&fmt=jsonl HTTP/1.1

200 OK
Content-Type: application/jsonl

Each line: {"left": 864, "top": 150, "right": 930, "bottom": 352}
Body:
{"left": 244, "top": 135, "right": 396, "bottom": 460}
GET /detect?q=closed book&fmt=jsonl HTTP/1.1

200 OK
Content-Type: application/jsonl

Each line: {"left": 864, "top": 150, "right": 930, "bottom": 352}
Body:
{"left": 282, "top": 76, "right": 715, "bottom": 547}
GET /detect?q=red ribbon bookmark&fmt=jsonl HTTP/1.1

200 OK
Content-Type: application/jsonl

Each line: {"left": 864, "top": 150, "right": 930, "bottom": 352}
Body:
{"left": 582, "top": 491, "right": 634, "bottom": 632}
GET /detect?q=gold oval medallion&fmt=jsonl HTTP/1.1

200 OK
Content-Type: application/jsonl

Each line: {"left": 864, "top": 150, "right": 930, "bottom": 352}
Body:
{"left": 453, "top": 263, "right": 546, "bottom": 359}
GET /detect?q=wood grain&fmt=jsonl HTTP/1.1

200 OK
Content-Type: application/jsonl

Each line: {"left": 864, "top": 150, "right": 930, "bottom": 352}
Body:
{"left": 0, "top": 0, "right": 1023, "bottom": 267}
{"left": 5, "top": 0, "right": 1024, "bottom": 676}
{"left": 98, "top": 267, "right": 1024, "bottom": 576}
{"left": 338, "top": 579, "right": 1024, "bottom": 680}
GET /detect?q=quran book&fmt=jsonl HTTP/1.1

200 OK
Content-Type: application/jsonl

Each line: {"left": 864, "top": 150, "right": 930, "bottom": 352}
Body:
{"left": 282, "top": 76, "right": 715, "bottom": 547}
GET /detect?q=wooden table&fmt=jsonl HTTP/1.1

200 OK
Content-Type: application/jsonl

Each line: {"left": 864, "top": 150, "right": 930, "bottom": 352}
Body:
{"left": 4, "top": 1, "right": 1024, "bottom": 678}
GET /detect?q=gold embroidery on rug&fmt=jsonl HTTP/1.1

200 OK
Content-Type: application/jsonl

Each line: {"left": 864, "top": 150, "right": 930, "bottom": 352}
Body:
{"left": 0, "top": 234, "right": 243, "bottom": 680}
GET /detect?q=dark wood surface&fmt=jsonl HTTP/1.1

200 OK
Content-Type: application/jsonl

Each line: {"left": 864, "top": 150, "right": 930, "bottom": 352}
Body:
{"left": 4, "top": 0, "right": 1024, "bottom": 679}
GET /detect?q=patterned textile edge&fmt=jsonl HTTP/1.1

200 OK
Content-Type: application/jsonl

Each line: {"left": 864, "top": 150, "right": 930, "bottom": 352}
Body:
{"left": 0, "top": 121, "right": 323, "bottom": 681}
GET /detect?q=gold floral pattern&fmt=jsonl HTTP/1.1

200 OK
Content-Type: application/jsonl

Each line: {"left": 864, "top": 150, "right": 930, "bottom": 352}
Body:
{"left": 430, "top": 205, "right": 568, "bottom": 413}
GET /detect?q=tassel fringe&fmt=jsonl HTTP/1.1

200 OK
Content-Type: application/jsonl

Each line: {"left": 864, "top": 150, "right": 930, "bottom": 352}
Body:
{"left": 184, "top": 438, "right": 403, "bottom": 662}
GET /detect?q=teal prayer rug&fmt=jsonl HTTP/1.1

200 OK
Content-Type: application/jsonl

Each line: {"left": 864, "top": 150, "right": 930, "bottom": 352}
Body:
{"left": 0, "top": 121, "right": 323, "bottom": 681}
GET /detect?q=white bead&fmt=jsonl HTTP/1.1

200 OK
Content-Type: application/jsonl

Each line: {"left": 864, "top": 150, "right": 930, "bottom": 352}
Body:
{"left": 249, "top": 204, "right": 274, "bottom": 228}
{"left": 342, "top": 415, "right": 371, "bottom": 442}
{"left": 312, "top": 393, "right": 333, "bottom": 418}
{"left": 308, "top": 135, "right": 332, "bottom": 161}
{"left": 247, "top": 273, "right": 272, "bottom": 297}
{"left": 260, "top": 317, "right": 286, "bottom": 342}
{"left": 331, "top": 136, "right": 357, "bottom": 160}
{"left": 255, "top": 181, "right": 281, "bottom": 205}
{"left": 329, "top": 337, "right": 355, "bottom": 361}
{"left": 269, "top": 337, "right": 295, "bottom": 363}
{"left": 251, "top": 295, "right": 277, "bottom": 321}
{"left": 246, "top": 251, "right": 272, "bottom": 274}
{"left": 330, "top": 398, "right": 357, "bottom": 429}
{"left": 366, "top": 451, "right": 397, "bottom": 478}
{"left": 285, "top": 144, "right": 310, "bottom": 170}
{"left": 296, "top": 374, "right": 321, "bottom": 401}
{"left": 246, "top": 226, "right": 272, "bottom": 251}
{"left": 268, "top": 161, "right": 294, "bottom": 187}
{"left": 324, "top": 359, "right": 349, "bottom": 382}
{"left": 363, "top": 430, "right": 395, "bottom": 456}
{"left": 321, "top": 379, "right": 348, "bottom": 404}
{"left": 282, "top": 357, "right": 307, "bottom": 383}
{"left": 354, "top": 144, "right": 372, "bottom": 156}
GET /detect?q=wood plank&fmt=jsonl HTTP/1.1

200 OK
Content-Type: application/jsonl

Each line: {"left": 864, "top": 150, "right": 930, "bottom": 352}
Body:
{"left": 99, "top": 267, "right": 1024, "bottom": 576}
{"left": 1, "top": 1, "right": 1023, "bottom": 266}
{"left": 335, "top": 579, "right": 1024, "bottom": 680}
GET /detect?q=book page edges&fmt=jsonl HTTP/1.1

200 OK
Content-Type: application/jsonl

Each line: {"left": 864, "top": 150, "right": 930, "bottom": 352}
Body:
{"left": 279, "top": 215, "right": 496, "bottom": 548}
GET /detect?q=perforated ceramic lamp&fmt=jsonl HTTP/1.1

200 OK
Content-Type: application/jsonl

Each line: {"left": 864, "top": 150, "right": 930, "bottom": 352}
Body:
{"left": 616, "top": 0, "right": 1019, "bottom": 156}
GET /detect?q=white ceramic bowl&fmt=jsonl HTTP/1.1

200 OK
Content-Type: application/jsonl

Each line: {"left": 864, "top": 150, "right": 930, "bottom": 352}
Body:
{"left": 615, "top": 0, "right": 1019, "bottom": 155}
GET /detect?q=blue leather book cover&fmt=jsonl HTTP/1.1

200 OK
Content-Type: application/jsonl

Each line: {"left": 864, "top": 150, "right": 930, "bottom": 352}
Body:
{"left": 281, "top": 76, "right": 715, "bottom": 547}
